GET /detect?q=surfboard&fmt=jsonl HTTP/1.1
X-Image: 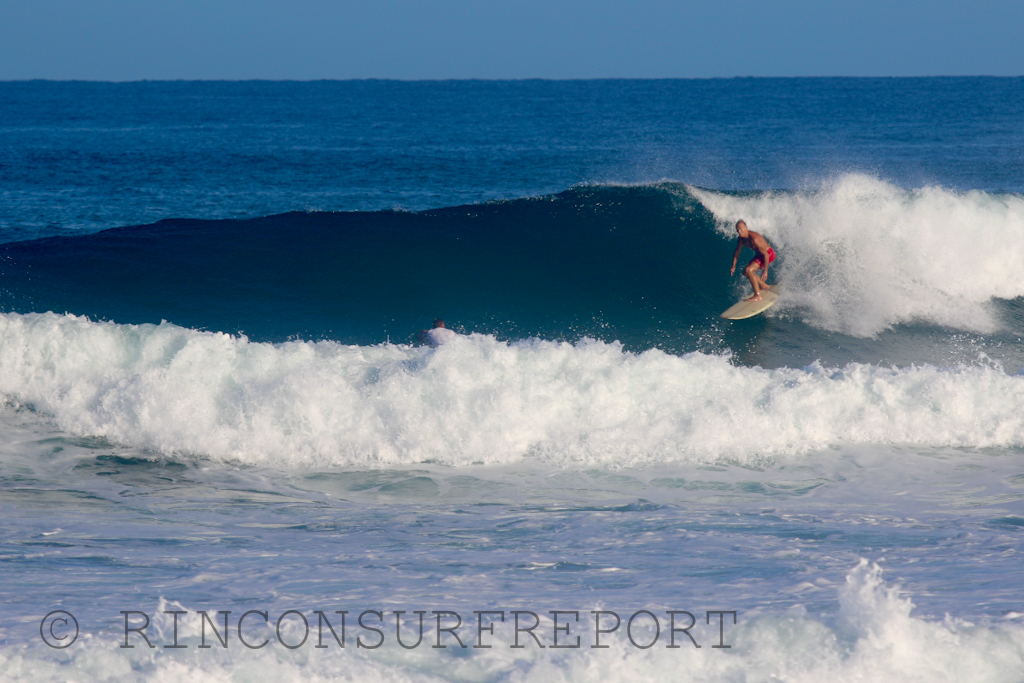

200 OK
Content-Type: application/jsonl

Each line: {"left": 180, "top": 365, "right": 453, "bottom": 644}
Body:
{"left": 720, "top": 286, "right": 780, "bottom": 320}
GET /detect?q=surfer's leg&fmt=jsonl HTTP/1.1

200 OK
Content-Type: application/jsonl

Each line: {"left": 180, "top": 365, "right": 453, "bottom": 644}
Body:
{"left": 744, "top": 260, "right": 763, "bottom": 301}
{"left": 760, "top": 249, "right": 776, "bottom": 289}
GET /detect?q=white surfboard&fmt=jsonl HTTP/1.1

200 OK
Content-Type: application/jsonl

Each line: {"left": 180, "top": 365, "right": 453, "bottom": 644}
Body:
{"left": 720, "top": 286, "right": 780, "bottom": 320}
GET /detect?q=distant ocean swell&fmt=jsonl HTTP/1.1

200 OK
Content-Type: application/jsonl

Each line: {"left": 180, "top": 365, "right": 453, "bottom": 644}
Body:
{"left": 1, "top": 311, "right": 1023, "bottom": 467}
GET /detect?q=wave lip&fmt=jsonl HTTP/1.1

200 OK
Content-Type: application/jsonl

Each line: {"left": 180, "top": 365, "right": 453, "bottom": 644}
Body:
{"left": 2, "top": 312, "right": 1024, "bottom": 467}
{"left": 691, "top": 174, "right": 1024, "bottom": 337}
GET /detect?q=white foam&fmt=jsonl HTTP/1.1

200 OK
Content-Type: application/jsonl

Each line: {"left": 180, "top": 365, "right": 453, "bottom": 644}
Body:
{"left": 690, "top": 174, "right": 1024, "bottom": 337}
{"left": 4, "top": 562, "right": 1023, "bottom": 682}
{"left": 2, "top": 312, "right": 1024, "bottom": 467}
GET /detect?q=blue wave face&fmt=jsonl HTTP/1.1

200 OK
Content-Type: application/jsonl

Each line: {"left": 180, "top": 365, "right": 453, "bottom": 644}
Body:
{"left": 4, "top": 180, "right": 1024, "bottom": 370}
{"left": 0, "top": 185, "right": 723, "bottom": 344}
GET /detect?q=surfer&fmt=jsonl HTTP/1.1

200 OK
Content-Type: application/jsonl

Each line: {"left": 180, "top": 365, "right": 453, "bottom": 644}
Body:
{"left": 729, "top": 220, "right": 775, "bottom": 302}
{"left": 418, "top": 319, "right": 457, "bottom": 346}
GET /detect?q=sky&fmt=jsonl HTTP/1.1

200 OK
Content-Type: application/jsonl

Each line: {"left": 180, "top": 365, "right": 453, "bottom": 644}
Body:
{"left": 1, "top": 0, "right": 1022, "bottom": 80}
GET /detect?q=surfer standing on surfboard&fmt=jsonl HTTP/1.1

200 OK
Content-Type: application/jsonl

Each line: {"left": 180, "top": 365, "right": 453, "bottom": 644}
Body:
{"left": 729, "top": 220, "right": 775, "bottom": 302}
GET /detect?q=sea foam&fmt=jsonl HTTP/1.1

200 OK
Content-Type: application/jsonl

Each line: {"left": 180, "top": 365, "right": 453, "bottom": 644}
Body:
{"left": 4, "top": 562, "right": 1022, "bottom": 683}
{"left": 691, "top": 174, "right": 1024, "bottom": 337}
{"left": 2, "top": 312, "right": 1024, "bottom": 467}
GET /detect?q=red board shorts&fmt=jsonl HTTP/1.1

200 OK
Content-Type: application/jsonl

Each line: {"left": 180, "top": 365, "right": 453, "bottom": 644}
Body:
{"left": 751, "top": 248, "right": 776, "bottom": 268}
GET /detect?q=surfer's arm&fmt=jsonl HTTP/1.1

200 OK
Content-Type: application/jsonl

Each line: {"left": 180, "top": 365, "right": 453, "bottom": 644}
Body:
{"left": 730, "top": 241, "right": 742, "bottom": 274}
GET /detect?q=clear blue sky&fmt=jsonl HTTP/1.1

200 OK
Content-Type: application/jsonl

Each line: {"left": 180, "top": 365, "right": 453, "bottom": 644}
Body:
{"left": 1, "top": 0, "right": 1021, "bottom": 80}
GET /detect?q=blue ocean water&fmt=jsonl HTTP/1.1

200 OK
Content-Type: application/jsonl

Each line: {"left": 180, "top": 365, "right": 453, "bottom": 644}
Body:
{"left": 2, "top": 79, "right": 1024, "bottom": 681}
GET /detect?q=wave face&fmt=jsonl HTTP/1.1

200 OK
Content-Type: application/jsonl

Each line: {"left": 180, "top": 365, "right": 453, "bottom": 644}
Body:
{"left": 0, "top": 185, "right": 725, "bottom": 349}
{"left": 3, "top": 177, "right": 1024, "bottom": 356}
{"left": 2, "top": 311, "right": 1023, "bottom": 467}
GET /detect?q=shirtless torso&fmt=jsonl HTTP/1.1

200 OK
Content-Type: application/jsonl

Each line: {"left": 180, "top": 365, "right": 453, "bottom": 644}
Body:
{"left": 729, "top": 220, "right": 775, "bottom": 302}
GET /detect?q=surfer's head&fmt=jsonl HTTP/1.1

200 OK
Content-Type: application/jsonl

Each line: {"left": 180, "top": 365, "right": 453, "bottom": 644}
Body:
{"left": 735, "top": 220, "right": 749, "bottom": 237}
{"left": 433, "top": 319, "right": 446, "bottom": 328}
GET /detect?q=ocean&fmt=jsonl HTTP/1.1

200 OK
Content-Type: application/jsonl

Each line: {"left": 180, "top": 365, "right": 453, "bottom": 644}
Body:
{"left": 2, "top": 78, "right": 1024, "bottom": 681}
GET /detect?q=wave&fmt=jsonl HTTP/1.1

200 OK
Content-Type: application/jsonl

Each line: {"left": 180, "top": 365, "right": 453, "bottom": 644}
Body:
{"left": 0, "top": 184, "right": 726, "bottom": 349}
{"left": 2, "top": 312, "right": 1023, "bottom": 467}
{"left": 5, "top": 561, "right": 1023, "bottom": 682}
{"left": 692, "top": 174, "right": 1024, "bottom": 336}
{"left": 1, "top": 176, "right": 1021, "bottom": 355}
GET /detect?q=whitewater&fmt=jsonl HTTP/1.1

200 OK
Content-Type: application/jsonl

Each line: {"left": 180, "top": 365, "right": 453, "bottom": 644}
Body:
{"left": 692, "top": 174, "right": 1024, "bottom": 337}
{"left": 2, "top": 311, "right": 1024, "bottom": 466}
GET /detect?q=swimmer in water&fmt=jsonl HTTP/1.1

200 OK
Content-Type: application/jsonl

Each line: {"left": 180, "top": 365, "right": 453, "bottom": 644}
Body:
{"left": 417, "top": 319, "right": 457, "bottom": 346}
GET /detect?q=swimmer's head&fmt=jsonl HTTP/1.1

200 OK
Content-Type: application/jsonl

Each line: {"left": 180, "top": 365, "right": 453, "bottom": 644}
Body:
{"left": 433, "top": 319, "right": 445, "bottom": 328}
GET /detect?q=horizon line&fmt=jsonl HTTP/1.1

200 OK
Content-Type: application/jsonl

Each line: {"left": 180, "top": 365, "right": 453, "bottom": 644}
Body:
{"left": 2, "top": 74, "right": 1022, "bottom": 84}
